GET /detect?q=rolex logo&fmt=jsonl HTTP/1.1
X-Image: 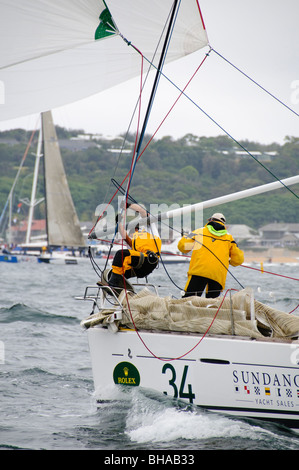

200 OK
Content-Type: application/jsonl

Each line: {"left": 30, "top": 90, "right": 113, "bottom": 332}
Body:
{"left": 113, "top": 362, "right": 140, "bottom": 387}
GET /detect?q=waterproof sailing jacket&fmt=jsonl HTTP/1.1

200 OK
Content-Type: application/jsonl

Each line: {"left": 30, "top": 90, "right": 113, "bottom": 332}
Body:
{"left": 178, "top": 221, "right": 244, "bottom": 289}
{"left": 131, "top": 228, "right": 162, "bottom": 255}
{"left": 112, "top": 226, "right": 162, "bottom": 278}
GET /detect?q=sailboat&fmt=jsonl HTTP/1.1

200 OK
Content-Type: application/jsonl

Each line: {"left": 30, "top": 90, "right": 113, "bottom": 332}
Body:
{"left": 0, "top": 111, "right": 85, "bottom": 263}
{"left": 36, "top": 111, "right": 86, "bottom": 264}
{"left": 1, "top": 1, "right": 299, "bottom": 429}
{"left": 77, "top": 2, "right": 299, "bottom": 431}
{"left": 160, "top": 239, "right": 190, "bottom": 264}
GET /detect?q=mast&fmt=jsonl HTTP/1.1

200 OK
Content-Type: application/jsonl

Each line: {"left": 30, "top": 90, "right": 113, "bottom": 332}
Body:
{"left": 42, "top": 114, "right": 49, "bottom": 247}
{"left": 89, "top": 0, "right": 181, "bottom": 241}
{"left": 124, "top": 0, "right": 180, "bottom": 194}
{"left": 25, "top": 126, "right": 44, "bottom": 244}
{"left": 0, "top": 145, "right": 30, "bottom": 245}
{"left": 136, "top": 0, "right": 179, "bottom": 155}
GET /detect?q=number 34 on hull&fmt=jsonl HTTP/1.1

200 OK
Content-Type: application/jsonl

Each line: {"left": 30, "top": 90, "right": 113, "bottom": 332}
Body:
{"left": 87, "top": 327, "right": 299, "bottom": 430}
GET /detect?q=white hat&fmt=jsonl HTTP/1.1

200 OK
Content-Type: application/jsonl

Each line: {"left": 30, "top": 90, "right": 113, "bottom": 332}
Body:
{"left": 210, "top": 212, "right": 226, "bottom": 223}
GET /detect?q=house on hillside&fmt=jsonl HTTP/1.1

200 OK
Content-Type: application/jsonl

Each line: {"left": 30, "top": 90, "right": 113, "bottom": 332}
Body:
{"left": 259, "top": 223, "right": 299, "bottom": 247}
{"left": 233, "top": 150, "right": 277, "bottom": 162}
{"left": 9, "top": 219, "right": 46, "bottom": 245}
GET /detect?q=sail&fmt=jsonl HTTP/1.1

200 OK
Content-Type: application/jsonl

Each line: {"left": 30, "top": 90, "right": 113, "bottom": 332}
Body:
{"left": 42, "top": 111, "right": 85, "bottom": 247}
{"left": 0, "top": 0, "right": 208, "bottom": 121}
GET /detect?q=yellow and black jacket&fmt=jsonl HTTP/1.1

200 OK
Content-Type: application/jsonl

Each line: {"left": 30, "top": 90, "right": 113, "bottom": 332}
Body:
{"left": 131, "top": 228, "right": 161, "bottom": 255}
{"left": 112, "top": 227, "right": 162, "bottom": 279}
{"left": 178, "top": 221, "right": 244, "bottom": 289}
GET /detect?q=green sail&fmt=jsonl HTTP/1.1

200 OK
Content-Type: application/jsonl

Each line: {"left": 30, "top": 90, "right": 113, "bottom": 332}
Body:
{"left": 95, "top": 7, "right": 117, "bottom": 40}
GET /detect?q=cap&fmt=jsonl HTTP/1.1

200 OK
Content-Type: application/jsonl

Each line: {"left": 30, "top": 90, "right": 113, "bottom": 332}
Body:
{"left": 210, "top": 212, "right": 226, "bottom": 223}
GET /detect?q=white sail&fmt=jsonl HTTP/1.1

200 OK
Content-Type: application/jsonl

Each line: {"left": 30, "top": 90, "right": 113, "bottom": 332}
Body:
{"left": 42, "top": 111, "right": 85, "bottom": 247}
{"left": 0, "top": 0, "right": 208, "bottom": 121}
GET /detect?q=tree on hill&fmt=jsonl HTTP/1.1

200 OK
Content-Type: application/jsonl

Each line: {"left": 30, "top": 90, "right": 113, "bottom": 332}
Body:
{"left": 0, "top": 129, "right": 298, "bottom": 232}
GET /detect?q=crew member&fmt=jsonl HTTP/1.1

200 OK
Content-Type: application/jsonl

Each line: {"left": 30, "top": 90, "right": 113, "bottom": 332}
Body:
{"left": 108, "top": 203, "right": 162, "bottom": 289}
{"left": 178, "top": 212, "right": 244, "bottom": 298}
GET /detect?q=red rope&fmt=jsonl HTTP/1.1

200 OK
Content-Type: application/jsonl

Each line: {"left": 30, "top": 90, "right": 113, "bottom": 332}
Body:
{"left": 89, "top": 52, "right": 210, "bottom": 237}
{"left": 241, "top": 265, "right": 299, "bottom": 313}
{"left": 124, "top": 288, "right": 235, "bottom": 362}
{"left": 241, "top": 263, "right": 299, "bottom": 282}
{"left": 289, "top": 305, "right": 299, "bottom": 314}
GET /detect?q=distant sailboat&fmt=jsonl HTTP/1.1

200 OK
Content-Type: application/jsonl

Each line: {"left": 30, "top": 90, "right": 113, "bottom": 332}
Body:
{"left": 37, "top": 111, "right": 86, "bottom": 263}
{"left": 0, "top": 111, "right": 85, "bottom": 263}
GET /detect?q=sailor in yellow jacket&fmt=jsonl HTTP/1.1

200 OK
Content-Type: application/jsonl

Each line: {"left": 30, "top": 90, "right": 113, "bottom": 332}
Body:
{"left": 178, "top": 213, "right": 244, "bottom": 298}
{"left": 108, "top": 203, "right": 162, "bottom": 290}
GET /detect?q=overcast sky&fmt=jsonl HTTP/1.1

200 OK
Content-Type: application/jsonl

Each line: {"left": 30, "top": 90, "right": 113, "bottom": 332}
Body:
{"left": 1, "top": 0, "right": 298, "bottom": 145}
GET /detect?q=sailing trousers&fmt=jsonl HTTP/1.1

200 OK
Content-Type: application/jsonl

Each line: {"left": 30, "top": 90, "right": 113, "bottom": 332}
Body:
{"left": 111, "top": 249, "right": 158, "bottom": 279}
{"left": 183, "top": 275, "right": 222, "bottom": 298}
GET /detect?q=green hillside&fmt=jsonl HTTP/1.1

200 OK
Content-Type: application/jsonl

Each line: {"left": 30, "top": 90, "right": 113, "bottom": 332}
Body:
{"left": 0, "top": 128, "right": 298, "bottom": 233}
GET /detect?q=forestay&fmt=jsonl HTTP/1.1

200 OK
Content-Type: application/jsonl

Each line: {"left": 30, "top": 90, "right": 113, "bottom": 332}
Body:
{"left": 0, "top": 0, "right": 208, "bottom": 121}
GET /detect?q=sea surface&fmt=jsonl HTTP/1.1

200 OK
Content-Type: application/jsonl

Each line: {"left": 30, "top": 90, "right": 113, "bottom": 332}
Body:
{"left": 1, "top": 256, "right": 299, "bottom": 452}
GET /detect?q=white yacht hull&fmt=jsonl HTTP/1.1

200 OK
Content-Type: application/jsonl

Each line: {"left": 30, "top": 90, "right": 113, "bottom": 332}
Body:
{"left": 87, "top": 326, "right": 299, "bottom": 429}
{"left": 38, "top": 252, "right": 78, "bottom": 264}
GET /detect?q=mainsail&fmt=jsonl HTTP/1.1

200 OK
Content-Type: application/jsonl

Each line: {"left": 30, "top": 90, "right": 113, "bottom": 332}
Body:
{"left": 0, "top": 0, "right": 208, "bottom": 121}
{"left": 42, "top": 111, "right": 85, "bottom": 247}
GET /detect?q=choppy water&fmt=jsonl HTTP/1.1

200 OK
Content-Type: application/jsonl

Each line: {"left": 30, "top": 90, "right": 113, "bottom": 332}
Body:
{"left": 1, "top": 257, "right": 299, "bottom": 451}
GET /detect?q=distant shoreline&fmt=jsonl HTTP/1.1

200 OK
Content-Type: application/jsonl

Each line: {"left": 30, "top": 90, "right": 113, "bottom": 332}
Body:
{"left": 243, "top": 247, "right": 299, "bottom": 264}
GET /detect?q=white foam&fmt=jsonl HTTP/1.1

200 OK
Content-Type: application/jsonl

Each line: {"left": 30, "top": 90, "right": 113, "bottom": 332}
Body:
{"left": 93, "top": 383, "right": 132, "bottom": 402}
{"left": 126, "top": 402, "right": 275, "bottom": 444}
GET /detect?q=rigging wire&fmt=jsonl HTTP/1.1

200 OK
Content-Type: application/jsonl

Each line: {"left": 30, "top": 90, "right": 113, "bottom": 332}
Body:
{"left": 122, "top": 0, "right": 181, "bottom": 202}
{"left": 0, "top": 125, "right": 38, "bottom": 232}
{"left": 88, "top": 4, "right": 177, "bottom": 274}
{"left": 92, "top": 41, "right": 298, "bottom": 241}
{"left": 107, "top": 178, "right": 299, "bottom": 291}
{"left": 88, "top": 48, "right": 211, "bottom": 243}
{"left": 89, "top": 12, "right": 298, "bottom": 296}
{"left": 110, "top": 178, "right": 244, "bottom": 291}
{"left": 241, "top": 263, "right": 299, "bottom": 282}
{"left": 88, "top": 246, "right": 103, "bottom": 277}
{"left": 88, "top": 1, "right": 184, "bottom": 279}
{"left": 88, "top": 9, "right": 299, "bottom": 360}
{"left": 211, "top": 47, "right": 299, "bottom": 119}
{"left": 135, "top": 49, "right": 299, "bottom": 200}
{"left": 106, "top": 178, "right": 299, "bottom": 296}
{"left": 88, "top": 4, "right": 176, "bottom": 240}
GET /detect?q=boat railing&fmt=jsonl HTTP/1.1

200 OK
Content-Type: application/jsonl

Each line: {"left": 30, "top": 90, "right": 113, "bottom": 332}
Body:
{"left": 77, "top": 282, "right": 160, "bottom": 310}
{"left": 78, "top": 284, "right": 258, "bottom": 336}
{"left": 76, "top": 285, "right": 123, "bottom": 314}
